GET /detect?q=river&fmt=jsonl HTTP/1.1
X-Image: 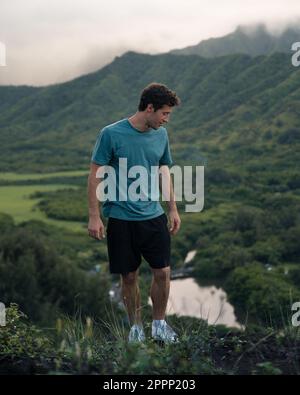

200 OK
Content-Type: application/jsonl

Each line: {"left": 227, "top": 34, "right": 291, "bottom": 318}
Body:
{"left": 161, "top": 277, "right": 242, "bottom": 328}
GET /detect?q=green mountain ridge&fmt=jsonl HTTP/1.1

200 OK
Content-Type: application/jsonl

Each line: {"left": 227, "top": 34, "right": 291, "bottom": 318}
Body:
{"left": 169, "top": 24, "right": 300, "bottom": 57}
{"left": 0, "top": 51, "right": 299, "bottom": 173}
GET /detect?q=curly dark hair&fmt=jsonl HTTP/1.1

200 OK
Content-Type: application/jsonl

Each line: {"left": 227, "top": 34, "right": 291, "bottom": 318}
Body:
{"left": 138, "top": 83, "right": 180, "bottom": 111}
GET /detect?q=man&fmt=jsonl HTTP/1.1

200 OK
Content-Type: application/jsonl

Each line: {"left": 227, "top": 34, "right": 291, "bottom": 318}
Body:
{"left": 87, "top": 83, "right": 181, "bottom": 343}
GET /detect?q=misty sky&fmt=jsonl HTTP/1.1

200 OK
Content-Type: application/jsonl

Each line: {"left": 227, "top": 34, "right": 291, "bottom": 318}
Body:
{"left": 0, "top": 0, "right": 300, "bottom": 86}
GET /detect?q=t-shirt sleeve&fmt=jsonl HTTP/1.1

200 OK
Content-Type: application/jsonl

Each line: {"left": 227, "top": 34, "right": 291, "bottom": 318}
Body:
{"left": 159, "top": 131, "right": 173, "bottom": 166}
{"left": 91, "top": 128, "right": 113, "bottom": 165}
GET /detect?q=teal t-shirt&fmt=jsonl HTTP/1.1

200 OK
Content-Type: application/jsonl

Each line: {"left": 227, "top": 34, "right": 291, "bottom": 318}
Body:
{"left": 91, "top": 118, "right": 173, "bottom": 220}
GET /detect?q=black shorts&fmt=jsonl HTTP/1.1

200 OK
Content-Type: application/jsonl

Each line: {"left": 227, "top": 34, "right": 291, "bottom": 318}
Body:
{"left": 106, "top": 213, "right": 171, "bottom": 275}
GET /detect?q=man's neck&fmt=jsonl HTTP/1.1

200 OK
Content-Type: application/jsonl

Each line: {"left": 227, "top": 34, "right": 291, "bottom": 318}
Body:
{"left": 128, "top": 113, "right": 151, "bottom": 132}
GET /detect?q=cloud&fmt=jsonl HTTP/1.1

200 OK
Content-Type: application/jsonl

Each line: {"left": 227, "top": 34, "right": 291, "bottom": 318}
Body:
{"left": 0, "top": 0, "right": 300, "bottom": 86}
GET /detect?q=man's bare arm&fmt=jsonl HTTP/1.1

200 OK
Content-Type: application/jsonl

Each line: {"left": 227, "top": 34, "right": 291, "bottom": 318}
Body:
{"left": 87, "top": 162, "right": 105, "bottom": 240}
{"left": 159, "top": 165, "right": 181, "bottom": 235}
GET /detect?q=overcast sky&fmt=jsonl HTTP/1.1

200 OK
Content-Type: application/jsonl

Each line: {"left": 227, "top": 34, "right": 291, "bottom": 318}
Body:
{"left": 0, "top": 0, "right": 300, "bottom": 86}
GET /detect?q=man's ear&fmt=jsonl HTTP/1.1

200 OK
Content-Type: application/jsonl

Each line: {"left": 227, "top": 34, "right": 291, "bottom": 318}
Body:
{"left": 146, "top": 103, "right": 154, "bottom": 112}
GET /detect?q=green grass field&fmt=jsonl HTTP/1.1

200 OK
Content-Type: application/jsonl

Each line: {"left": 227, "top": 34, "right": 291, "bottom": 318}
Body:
{"left": 0, "top": 172, "right": 87, "bottom": 232}
{"left": 0, "top": 170, "right": 89, "bottom": 181}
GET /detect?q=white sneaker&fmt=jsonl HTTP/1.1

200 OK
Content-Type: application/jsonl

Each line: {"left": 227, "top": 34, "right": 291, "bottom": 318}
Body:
{"left": 128, "top": 324, "right": 145, "bottom": 343}
{"left": 152, "top": 320, "right": 179, "bottom": 344}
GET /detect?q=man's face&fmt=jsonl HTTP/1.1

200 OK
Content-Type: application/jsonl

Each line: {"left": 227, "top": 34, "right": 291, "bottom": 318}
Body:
{"left": 145, "top": 104, "right": 173, "bottom": 130}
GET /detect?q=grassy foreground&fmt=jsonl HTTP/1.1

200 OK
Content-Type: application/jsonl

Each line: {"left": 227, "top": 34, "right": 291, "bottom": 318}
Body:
{"left": 1, "top": 304, "right": 299, "bottom": 375}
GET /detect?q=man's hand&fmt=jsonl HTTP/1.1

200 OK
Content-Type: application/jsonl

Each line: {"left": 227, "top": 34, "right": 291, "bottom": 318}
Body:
{"left": 88, "top": 215, "right": 106, "bottom": 240}
{"left": 168, "top": 209, "right": 181, "bottom": 235}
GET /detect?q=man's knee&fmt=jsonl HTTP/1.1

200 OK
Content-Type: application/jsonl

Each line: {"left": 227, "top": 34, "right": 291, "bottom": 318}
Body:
{"left": 152, "top": 266, "right": 170, "bottom": 283}
{"left": 121, "top": 270, "right": 139, "bottom": 286}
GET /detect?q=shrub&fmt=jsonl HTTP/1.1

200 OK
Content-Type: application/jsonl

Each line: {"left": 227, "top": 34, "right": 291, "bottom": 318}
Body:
{"left": 225, "top": 264, "right": 300, "bottom": 326}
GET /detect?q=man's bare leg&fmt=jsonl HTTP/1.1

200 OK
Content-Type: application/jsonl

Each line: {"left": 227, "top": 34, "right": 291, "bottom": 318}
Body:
{"left": 121, "top": 269, "right": 142, "bottom": 325}
{"left": 150, "top": 267, "right": 171, "bottom": 320}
